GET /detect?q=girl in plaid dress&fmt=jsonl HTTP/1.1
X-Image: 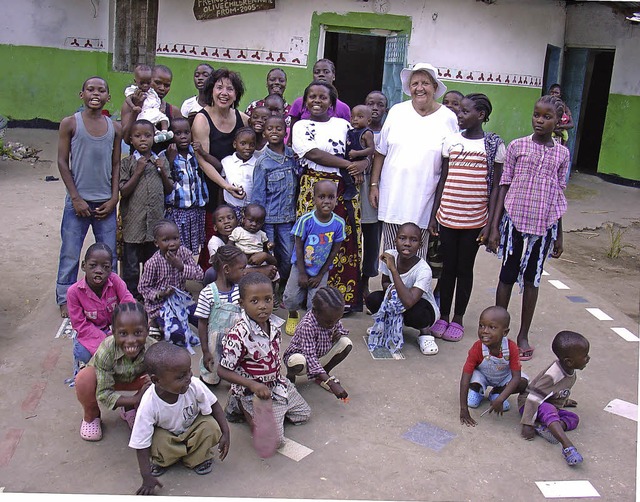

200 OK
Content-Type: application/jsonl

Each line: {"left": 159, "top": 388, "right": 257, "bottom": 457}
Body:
{"left": 488, "top": 95, "right": 570, "bottom": 362}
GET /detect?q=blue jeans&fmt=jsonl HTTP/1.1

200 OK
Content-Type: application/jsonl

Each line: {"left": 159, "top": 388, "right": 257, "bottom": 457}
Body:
{"left": 56, "top": 196, "right": 117, "bottom": 305}
{"left": 264, "top": 222, "right": 294, "bottom": 283}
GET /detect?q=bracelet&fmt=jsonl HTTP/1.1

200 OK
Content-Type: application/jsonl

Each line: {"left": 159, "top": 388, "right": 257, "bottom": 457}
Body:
{"left": 370, "top": 182, "right": 379, "bottom": 187}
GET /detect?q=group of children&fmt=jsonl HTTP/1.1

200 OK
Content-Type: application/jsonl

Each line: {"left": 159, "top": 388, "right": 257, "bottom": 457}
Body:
{"left": 54, "top": 60, "right": 590, "bottom": 494}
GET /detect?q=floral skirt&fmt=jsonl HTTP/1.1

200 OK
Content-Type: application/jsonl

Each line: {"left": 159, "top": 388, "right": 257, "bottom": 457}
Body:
{"left": 297, "top": 169, "right": 362, "bottom": 312}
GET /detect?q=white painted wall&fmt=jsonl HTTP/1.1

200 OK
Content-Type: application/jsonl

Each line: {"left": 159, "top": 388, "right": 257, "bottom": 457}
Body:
{"left": 0, "top": 0, "right": 109, "bottom": 49}
{"left": 0, "top": 0, "right": 566, "bottom": 78}
{"left": 566, "top": 2, "right": 640, "bottom": 95}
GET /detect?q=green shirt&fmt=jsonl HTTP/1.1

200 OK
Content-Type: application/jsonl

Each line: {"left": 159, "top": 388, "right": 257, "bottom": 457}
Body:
{"left": 89, "top": 336, "right": 156, "bottom": 410}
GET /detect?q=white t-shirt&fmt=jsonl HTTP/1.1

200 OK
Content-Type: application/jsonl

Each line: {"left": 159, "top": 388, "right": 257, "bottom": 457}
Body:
{"left": 229, "top": 226, "right": 268, "bottom": 255}
{"left": 129, "top": 377, "right": 218, "bottom": 449}
{"left": 292, "top": 117, "right": 351, "bottom": 175}
{"left": 221, "top": 153, "right": 256, "bottom": 207}
{"left": 376, "top": 101, "right": 458, "bottom": 228}
{"left": 207, "top": 235, "right": 226, "bottom": 259}
{"left": 379, "top": 249, "right": 440, "bottom": 319}
{"left": 181, "top": 96, "right": 203, "bottom": 118}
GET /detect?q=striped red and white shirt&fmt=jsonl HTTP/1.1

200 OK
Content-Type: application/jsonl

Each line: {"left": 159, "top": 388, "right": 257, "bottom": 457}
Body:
{"left": 437, "top": 133, "right": 505, "bottom": 229}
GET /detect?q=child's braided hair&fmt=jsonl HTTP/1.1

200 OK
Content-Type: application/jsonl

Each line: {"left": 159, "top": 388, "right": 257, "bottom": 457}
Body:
{"left": 311, "top": 286, "right": 345, "bottom": 313}
{"left": 210, "top": 244, "right": 245, "bottom": 271}
{"left": 465, "top": 93, "right": 493, "bottom": 123}
{"left": 536, "top": 94, "right": 565, "bottom": 120}
{"left": 111, "top": 301, "right": 148, "bottom": 329}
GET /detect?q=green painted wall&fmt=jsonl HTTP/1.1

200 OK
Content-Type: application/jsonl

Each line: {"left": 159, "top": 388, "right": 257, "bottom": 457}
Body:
{"left": 598, "top": 93, "right": 640, "bottom": 182}
{"left": 0, "top": 44, "right": 309, "bottom": 122}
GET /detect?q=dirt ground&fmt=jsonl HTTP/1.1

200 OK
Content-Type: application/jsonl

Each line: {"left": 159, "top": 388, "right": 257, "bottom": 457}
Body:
{"left": 0, "top": 129, "right": 638, "bottom": 500}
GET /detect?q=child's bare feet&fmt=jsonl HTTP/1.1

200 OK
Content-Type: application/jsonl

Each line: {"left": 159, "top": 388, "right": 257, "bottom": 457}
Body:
{"left": 60, "top": 304, "right": 69, "bottom": 318}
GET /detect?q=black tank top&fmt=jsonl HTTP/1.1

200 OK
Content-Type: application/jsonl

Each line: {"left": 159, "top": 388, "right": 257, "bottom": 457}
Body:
{"left": 198, "top": 108, "right": 244, "bottom": 210}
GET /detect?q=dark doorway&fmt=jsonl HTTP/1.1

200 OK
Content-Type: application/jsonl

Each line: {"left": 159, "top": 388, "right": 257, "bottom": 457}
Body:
{"left": 324, "top": 32, "right": 386, "bottom": 108}
{"left": 542, "top": 44, "right": 562, "bottom": 94}
{"left": 574, "top": 50, "right": 615, "bottom": 174}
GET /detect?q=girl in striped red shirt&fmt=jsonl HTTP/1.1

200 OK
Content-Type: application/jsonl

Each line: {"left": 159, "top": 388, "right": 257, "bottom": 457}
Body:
{"left": 428, "top": 94, "right": 505, "bottom": 343}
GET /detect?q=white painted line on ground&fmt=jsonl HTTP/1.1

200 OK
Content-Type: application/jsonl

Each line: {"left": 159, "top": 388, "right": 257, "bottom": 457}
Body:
{"left": 611, "top": 327, "right": 640, "bottom": 342}
{"left": 585, "top": 308, "right": 613, "bottom": 321}
{"left": 548, "top": 279, "right": 570, "bottom": 290}
{"left": 277, "top": 437, "right": 313, "bottom": 461}
{"left": 535, "top": 480, "right": 600, "bottom": 498}
{"left": 541, "top": 270, "right": 550, "bottom": 276}
{"left": 604, "top": 399, "right": 638, "bottom": 422}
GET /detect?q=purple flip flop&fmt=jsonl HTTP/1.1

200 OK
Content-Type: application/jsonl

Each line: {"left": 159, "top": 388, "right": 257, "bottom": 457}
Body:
{"left": 442, "top": 322, "right": 464, "bottom": 342}
{"left": 430, "top": 319, "right": 449, "bottom": 339}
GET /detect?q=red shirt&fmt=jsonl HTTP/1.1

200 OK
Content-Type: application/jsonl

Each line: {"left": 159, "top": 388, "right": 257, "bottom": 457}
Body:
{"left": 462, "top": 338, "right": 521, "bottom": 375}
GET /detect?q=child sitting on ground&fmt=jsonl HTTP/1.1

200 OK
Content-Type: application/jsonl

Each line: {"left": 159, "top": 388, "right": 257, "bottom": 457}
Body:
{"left": 164, "top": 117, "right": 209, "bottom": 256}
{"left": 120, "top": 119, "right": 173, "bottom": 299}
{"left": 218, "top": 272, "right": 311, "bottom": 449}
{"left": 283, "top": 286, "right": 352, "bottom": 399}
{"left": 221, "top": 127, "right": 257, "bottom": 221}
{"left": 249, "top": 106, "right": 270, "bottom": 156}
{"left": 74, "top": 302, "right": 155, "bottom": 441}
{"left": 343, "top": 104, "right": 375, "bottom": 200}
{"left": 129, "top": 341, "right": 230, "bottom": 494}
{"left": 195, "top": 245, "right": 247, "bottom": 386}
{"left": 459, "top": 306, "right": 528, "bottom": 426}
{"left": 365, "top": 222, "right": 440, "bottom": 356}
{"left": 519, "top": 330, "right": 590, "bottom": 466}
{"left": 138, "top": 219, "right": 204, "bottom": 345}
{"left": 124, "top": 64, "right": 173, "bottom": 144}
{"left": 283, "top": 180, "right": 346, "bottom": 335}
{"left": 67, "top": 243, "right": 134, "bottom": 377}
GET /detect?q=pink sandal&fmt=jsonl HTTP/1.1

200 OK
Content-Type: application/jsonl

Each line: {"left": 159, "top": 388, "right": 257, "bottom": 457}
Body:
{"left": 442, "top": 322, "right": 464, "bottom": 342}
{"left": 80, "top": 418, "right": 102, "bottom": 441}
{"left": 430, "top": 319, "right": 449, "bottom": 338}
{"left": 120, "top": 407, "right": 137, "bottom": 429}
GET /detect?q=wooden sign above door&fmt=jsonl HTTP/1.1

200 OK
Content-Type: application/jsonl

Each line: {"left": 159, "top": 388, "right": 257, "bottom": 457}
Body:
{"left": 193, "top": 0, "right": 275, "bottom": 21}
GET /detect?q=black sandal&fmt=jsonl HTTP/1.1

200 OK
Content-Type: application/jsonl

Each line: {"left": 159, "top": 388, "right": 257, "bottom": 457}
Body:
{"left": 193, "top": 458, "right": 213, "bottom": 475}
{"left": 150, "top": 464, "right": 167, "bottom": 477}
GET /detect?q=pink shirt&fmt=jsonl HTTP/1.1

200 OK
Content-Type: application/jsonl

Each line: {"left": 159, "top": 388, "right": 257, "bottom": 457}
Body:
{"left": 67, "top": 274, "right": 135, "bottom": 355}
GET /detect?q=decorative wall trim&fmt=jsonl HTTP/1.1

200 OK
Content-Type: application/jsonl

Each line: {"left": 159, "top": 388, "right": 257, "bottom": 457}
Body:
{"left": 64, "top": 37, "right": 105, "bottom": 50}
{"left": 437, "top": 67, "right": 542, "bottom": 88}
{"left": 156, "top": 42, "right": 308, "bottom": 67}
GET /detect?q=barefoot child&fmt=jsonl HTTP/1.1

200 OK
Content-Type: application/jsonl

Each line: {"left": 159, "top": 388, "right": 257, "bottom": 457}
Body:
{"left": 74, "top": 302, "right": 155, "bottom": 441}
{"left": 459, "top": 306, "right": 528, "bottom": 426}
{"left": 120, "top": 119, "right": 173, "bottom": 298}
{"left": 218, "top": 272, "right": 311, "bottom": 449}
{"left": 365, "top": 222, "right": 439, "bottom": 356}
{"left": 342, "top": 104, "right": 375, "bottom": 200}
{"left": 56, "top": 76, "right": 121, "bottom": 317}
{"left": 283, "top": 180, "right": 346, "bottom": 335}
{"left": 129, "top": 342, "right": 230, "bottom": 494}
{"left": 195, "top": 245, "right": 247, "bottom": 386}
{"left": 138, "top": 220, "right": 204, "bottom": 345}
{"left": 284, "top": 286, "right": 352, "bottom": 399}
{"left": 428, "top": 94, "right": 505, "bottom": 342}
{"left": 220, "top": 127, "right": 257, "bottom": 221}
{"left": 124, "top": 64, "right": 173, "bottom": 144}
{"left": 519, "top": 331, "right": 590, "bottom": 466}
{"left": 488, "top": 95, "right": 570, "bottom": 361}
{"left": 67, "top": 243, "right": 134, "bottom": 375}
{"left": 164, "top": 117, "right": 209, "bottom": 256}
{"left": 251, "top": 115, "right": 300, "bottom": 291}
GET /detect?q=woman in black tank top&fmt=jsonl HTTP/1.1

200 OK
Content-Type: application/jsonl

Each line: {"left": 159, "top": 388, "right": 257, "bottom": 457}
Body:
{"left": 191, "top": 68, "right": 249, "bottom": 270}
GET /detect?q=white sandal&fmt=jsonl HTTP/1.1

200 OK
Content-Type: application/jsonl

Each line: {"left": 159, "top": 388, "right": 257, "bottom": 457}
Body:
{"left": 418, "top": 335, "right": 438, "bottom": 355}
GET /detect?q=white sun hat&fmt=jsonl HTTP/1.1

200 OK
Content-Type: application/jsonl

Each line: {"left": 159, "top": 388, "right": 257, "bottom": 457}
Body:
{"left": 400, "top": 63, "right": 447, "bottom": 99}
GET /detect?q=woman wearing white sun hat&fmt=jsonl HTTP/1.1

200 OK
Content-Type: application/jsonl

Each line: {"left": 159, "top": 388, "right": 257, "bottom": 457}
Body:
{"left": 367, "top": 63, "right": 457, "bottom": 356}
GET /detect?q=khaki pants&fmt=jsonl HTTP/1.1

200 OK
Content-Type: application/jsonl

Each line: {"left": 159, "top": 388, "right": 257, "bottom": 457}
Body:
{"left": 151, "top": 414, "right": 222, "bottom": 469}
